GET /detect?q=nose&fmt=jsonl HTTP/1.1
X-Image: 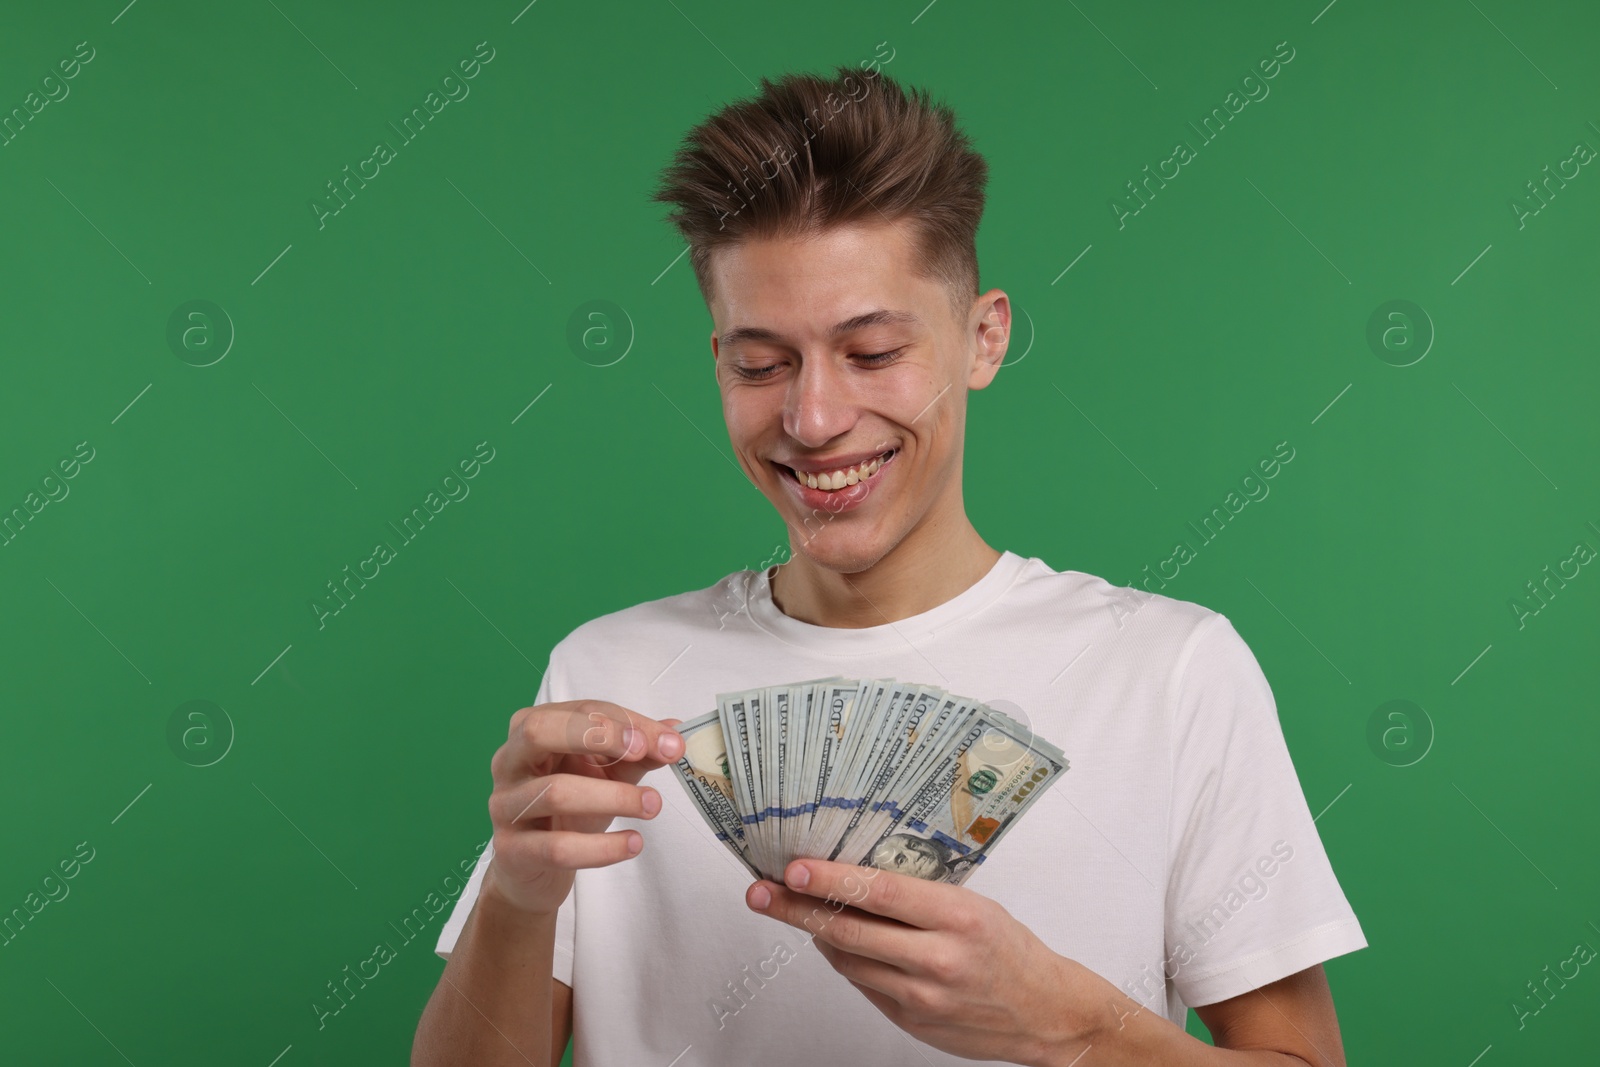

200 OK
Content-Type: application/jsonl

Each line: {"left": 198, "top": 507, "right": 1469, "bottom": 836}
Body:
{"left": 782, "top": 355, "right": 858, "bottom": 447}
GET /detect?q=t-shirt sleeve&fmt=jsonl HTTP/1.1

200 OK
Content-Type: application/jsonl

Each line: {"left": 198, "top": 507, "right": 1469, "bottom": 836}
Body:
{"left": 434, "top": 659, "right": 578, "bottom": 988}
{"left": 1163, "top": 612, "right": 1367, "bottom": 1007}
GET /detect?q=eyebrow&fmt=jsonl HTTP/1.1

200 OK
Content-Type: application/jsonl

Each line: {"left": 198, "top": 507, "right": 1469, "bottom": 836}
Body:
{"left": 718, "top": 308, "right": 923, "bottom": 351}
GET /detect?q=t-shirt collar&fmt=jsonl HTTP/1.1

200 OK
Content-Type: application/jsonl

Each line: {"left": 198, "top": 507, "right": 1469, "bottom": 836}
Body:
{"left": 741, "top": 549, "right": 1030, "bottom": 655}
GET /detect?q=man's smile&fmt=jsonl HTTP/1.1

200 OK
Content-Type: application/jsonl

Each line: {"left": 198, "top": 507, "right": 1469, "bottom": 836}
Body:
{"left": 771, "top": 448, "right": 898, "bottom": 513}
{"left": 774, "top": 447, "right": 898, "bottom": 489}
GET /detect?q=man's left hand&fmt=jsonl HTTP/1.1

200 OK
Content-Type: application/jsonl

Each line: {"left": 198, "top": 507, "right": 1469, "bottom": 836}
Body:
{"left": 747, "top": 857, "right": 1111, "bottom": 1065}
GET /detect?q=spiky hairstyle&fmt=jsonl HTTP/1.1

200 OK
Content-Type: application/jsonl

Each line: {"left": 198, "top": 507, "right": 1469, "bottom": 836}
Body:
{"left": 651, "top": 64, "right": 989, "bottom": 325}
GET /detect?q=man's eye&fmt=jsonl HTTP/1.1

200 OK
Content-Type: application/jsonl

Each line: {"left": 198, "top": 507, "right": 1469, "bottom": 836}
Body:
{"left": 732, "top": 349, "right": 902, "bottom": 379}
{"left": 855, "top": 349, "right": 903, "bottom": 365}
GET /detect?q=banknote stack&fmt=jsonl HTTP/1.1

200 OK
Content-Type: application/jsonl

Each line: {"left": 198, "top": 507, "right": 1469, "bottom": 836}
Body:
{"left": 670, "top": 677, "right": 1068, "bottom": 886}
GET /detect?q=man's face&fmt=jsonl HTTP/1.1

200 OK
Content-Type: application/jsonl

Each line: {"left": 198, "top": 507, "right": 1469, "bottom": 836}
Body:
{"left": 707, "top": 219, "right": 1008, "bottom": 574}
{"left": 870, "top": 834, "right": 946, "bottom": 880}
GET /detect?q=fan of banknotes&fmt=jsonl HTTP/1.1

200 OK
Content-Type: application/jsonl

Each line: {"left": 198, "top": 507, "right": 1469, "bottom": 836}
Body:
{"left": 669, "top": 677, "right": 1068, "bottom": 886}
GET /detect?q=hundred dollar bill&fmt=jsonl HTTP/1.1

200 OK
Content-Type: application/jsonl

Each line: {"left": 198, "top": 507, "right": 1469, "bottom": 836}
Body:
{"left": 796, "top": 680, "right": 864, "bottom": 862}
{"left": 848, "top": 690, "right": 976, "bottom": 852}
{"left": 668, "top": 709, "right": 760, "bottom": 880}
{"left": 672, "top": 677, "right": 1068, "bottom": 885}
{"left": 824, "top": 685, "right": 941, "bottom": 861}
{"left": 809, "top": 680, "right": 893, "bottom": 863}
{"left": 848, "top": 708, "right": 1068, "bottom": 884}
{"left": 719, "top": 692, "right": 766, "bottom": 875}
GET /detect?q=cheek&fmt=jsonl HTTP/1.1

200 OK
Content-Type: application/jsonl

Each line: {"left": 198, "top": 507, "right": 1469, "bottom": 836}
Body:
{"left": 889, "top": 366, "right": 946, "bottom": 413}
{"left": 890, "top": 372, "right": 960, "bottom": 439}
{"left": 722, "top": 395, "right": 774, "bottom": 445}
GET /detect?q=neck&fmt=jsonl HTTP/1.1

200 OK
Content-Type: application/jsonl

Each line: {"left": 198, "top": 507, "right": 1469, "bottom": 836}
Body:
{"left": 768, "top": 510, "right": 1002, "bottom": 629}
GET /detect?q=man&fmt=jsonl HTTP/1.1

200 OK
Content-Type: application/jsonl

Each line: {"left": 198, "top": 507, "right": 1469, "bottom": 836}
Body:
{"left": 413, "top": 64, "right": 1366, "bottom": 1066}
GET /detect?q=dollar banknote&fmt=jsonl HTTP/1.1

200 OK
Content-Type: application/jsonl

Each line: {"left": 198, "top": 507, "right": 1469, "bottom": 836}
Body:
{"left": 669, "top": 678, "right": 1067, "bottom": 885}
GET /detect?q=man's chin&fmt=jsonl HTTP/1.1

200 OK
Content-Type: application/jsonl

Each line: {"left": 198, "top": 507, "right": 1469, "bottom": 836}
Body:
{"left": 781, "top": 524, "right": 899, "bottom": 577}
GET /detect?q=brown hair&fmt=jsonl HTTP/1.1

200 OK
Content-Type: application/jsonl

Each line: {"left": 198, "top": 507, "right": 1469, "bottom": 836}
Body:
{"left": 651, "top": 63, "right": 989, "bottom": 326}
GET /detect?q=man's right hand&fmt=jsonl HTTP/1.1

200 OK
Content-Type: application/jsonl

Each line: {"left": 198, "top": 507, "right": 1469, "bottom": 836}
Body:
{"left": 483, "top": 700, "right": 684, "bottom": 917}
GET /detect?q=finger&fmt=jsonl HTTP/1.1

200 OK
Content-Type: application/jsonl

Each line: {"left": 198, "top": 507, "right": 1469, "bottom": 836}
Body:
{"left": 493, "top": 774, "right": 662, "bottom": 825}
{"left": 511, "top": 827, "right": 646, "bottom": 870}
{"left": 846, "top": 978, "right": 907, "bottom": 1027}
{"left": 814, "top": 940, "right": 917, "bottom": 1003}
{"left": 746, "top": 879, "right": 922, "bottom": 967}
{"left": 507, "top": 702, "right": 685, "bottom": 770}
{"left": 780, "top": 857, "right": 956, "bottom": 929}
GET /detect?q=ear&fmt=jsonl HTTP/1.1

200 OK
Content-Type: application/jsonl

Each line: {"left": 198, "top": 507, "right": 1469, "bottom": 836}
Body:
{"left": 968, "top": 290, "right": 1010, "bottom": 391}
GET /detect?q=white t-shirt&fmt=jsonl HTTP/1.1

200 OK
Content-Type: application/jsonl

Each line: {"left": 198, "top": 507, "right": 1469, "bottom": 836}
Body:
{"left": 437, "top": 551, "right": 1366, "bottom": 1065}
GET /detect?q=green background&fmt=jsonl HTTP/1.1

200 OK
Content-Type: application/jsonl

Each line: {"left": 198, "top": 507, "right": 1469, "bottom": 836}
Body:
{"left": 2, "top": 0, "right": 1596, "bottom": 1064}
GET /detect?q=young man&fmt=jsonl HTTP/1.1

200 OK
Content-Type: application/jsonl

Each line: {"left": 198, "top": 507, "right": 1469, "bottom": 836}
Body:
{"left": 414, "top": 65, "right": 1366, "bottom": 1066}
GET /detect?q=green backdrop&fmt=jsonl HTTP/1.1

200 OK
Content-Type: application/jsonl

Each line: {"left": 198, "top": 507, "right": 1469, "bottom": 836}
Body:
{"left": 3, "top": 1, "right": 1596, "bottom": 1064}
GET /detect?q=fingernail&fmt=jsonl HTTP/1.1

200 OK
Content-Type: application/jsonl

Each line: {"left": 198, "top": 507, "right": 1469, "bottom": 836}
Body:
{"left": 786, "top": 863, "right": 810, "bottom": 889}
{"left": 658, "top": 731, "right": 683, "bottom": 760}
{"left": 749, "top": 884, "right": 771, "bottom": 910}
{"left": 626, "top": 831, "right": 643, "bottom": 855}
{"left": 622, "top": 726, "right": 642, "bottom": 756}
{"left": 641, "top": 789, "right": 661, "bottom": 816}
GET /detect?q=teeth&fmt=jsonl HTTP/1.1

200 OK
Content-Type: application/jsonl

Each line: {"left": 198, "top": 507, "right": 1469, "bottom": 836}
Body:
{"left": 793, "top": 451, "right": 891, "bottom": 490}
